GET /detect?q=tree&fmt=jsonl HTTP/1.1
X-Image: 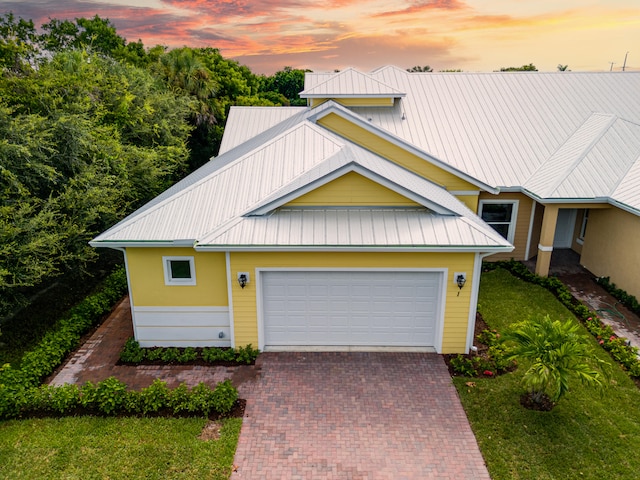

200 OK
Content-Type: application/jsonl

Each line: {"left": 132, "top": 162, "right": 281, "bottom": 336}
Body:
{"left": 407, "top": 65, "right": 433, "bottom": 72}
{"left": 39, "top": 15, "right": 126, "bottom": 56}
{"left": 0, "top": 13, "right": 38, "bottom": 73}
{"left": 262, "top": 67, "right": 308, "bottom": 106}
{"left": 499, "top": 63, "right": 538, "bottom": 72}
{"left": 557, "top": 64, "right": 570, "bottom": 72}
{"left": 504, "top": 315, "right": 609, "bottom": 409}
{"left": 0, "top": 50, "right": 192, "bottom": 315}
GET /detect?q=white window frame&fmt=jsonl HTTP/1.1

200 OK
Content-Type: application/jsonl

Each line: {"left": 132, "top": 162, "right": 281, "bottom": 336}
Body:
{"left": 478, "top": 200, "right": 519, "bottom": 243}
{"left": 162, "top": 256, "right": 196, "bottom": 286}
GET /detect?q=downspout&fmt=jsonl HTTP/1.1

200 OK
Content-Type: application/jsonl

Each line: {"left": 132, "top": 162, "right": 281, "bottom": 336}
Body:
{"left": 225, "top": 251, "right": 236, "bottom": 348}
{"left": 465, "top": 251, "right": 494, "bottom": 353}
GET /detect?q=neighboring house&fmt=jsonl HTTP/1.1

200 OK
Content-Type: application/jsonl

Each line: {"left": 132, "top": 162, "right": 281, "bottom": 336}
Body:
{"left": 91, "top": 66, "right": 640, "bottom": 354}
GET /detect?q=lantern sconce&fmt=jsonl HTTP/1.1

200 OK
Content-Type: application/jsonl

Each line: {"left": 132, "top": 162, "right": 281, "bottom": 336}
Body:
{"left": 237, "top": 272, "right": 250, "bottom": 289}
{"left": 454, "top": 273, "right": 467, "bottom": 296}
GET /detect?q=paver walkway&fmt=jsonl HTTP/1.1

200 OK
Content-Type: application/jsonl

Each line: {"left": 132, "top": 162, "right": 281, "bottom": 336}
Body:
{"left": 233, "top": 352, "right": 490, "bottom": 480}
{"left": 48, "top": 297, "right": 259, "bottom": 393}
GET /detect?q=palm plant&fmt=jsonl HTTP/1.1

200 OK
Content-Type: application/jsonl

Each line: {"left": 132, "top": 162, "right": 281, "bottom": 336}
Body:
{"left": 504, "top": 315, "right": 609, "bottom": 409}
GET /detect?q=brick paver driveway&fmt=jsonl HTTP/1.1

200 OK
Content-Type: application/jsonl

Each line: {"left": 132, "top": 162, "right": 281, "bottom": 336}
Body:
{"left": 233, "top": 352, "right": 489, "bottom": 479}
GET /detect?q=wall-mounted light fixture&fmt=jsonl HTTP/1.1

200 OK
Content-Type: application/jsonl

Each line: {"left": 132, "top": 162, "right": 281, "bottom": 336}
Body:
{"left": 454, "top": 272, "right": 467, "bottom": 296}
{"left": 237, "top": 272, "right": 250, "bottom": 289}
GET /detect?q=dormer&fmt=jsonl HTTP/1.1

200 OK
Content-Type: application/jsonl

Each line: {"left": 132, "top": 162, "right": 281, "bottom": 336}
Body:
{"left": 301, "top": 68, "right": 405, "bottom": 108}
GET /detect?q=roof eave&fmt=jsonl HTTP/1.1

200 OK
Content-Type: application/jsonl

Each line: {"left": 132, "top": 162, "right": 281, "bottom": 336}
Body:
{"left": 301, "top": 93, "right": 406, "bottom": 99}
{"left": 89, "top": 239, "right": 197, "bottom": 248}
{"left": 194, "top": 245, "right": 514, "bottom": 253}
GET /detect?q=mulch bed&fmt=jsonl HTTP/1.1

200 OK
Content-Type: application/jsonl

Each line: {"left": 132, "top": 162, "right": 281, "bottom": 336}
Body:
{"left": 442, "top": 312, "right": 493, "bottom": 378}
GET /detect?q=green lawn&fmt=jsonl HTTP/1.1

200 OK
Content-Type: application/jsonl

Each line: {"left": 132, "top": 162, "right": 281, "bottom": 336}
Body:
{"left": 456, "top": 268, "right": 640, "bottom": 479}
{"left": 0, "top": 416, "right": 241, "bottom": 479}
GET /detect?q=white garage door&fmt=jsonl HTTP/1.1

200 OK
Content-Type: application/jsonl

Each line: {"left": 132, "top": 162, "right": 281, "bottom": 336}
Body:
{"left": 261, "top": 271, "right": 442, "bottom": 349}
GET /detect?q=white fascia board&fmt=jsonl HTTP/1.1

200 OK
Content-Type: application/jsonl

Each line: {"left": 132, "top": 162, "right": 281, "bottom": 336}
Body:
{"left": 608, "top": 198, "right": 640, "bottom": 217}
{"left": 303, "top": 93, "right": 406, "bottom": 98}
{"left": 520, "top": 187, "right": 611, "bottom": 205}
{"left": 309, "top": 102, "right": 499, "bottom": 194}
{"left": 194, "top": 245, "right": 515, "bottom": 253}
{"left": 89, "top": 240, "right": 196, "bottom": 249}
{"left": 245, "top": 162, "right": 457, "bottom": 217}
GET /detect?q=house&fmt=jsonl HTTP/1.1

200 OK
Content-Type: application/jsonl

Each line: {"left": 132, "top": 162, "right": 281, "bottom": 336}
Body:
{"left": 91, "top": 66, "right": 640, "bottom": 354}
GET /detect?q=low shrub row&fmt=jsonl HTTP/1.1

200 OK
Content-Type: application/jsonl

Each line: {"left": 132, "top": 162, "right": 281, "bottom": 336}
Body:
{"left": 7, "top": 266, "right": 128, "bottom": 389}
{"left": 585, "top": 317, "right": 640, "bottom": 377}
{"left": 0, "top": 266, "right": 127, "bottom": 419}
{"left": 119, "top": 338, "right": 260, "bottom": 365}
{"left": 596, "top": 276, "right": 640, "bottom": 317}
{"left": 484, "top": 260, "right": 640, "bottom": 378}
{"left": 2, "top": 376, "right": 238, "bottom": 419}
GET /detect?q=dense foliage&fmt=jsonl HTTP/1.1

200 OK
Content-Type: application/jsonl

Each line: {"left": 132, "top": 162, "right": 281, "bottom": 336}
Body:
{"left": 0, "top": 12, "right": 308, "bottom": 320}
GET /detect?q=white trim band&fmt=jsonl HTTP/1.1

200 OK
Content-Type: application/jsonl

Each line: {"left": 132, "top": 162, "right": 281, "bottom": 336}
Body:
{"left": 538, "top": 244, "right": 554, "bottom": 252}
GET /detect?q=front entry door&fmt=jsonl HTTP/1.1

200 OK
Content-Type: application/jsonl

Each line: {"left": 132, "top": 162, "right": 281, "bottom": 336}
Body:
{"left": 553, "top": 209, "right": 577, "bottom": 248}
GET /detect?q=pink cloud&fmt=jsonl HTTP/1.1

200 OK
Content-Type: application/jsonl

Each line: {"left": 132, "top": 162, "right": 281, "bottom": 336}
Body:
{"left": 372, "top": 0, "right": 468, "bottom": 18}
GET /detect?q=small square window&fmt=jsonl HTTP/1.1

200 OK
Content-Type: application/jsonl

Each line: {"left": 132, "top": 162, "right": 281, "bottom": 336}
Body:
{"left": 163, "top": 256, "right": 196, "bottom": 285}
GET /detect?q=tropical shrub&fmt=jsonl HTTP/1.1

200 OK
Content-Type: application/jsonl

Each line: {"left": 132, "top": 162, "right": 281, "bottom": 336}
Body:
{"left": 504, "top": 315, "right": 609, "bottom": 409}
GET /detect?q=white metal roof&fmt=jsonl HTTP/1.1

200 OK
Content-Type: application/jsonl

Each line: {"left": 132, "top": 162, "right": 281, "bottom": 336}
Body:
{"left": 219, "top": 106, "right": 306, "bottom": 154}
{"left": 301, "top": 67, "right": 405, "bottom": 98}
{"left": 92, "top": 112, "right": 508, "bottom": 251}
{"left": 348, "top": 67, "right": 640, "bottom": 199}
{"left": 196, "top": 208, "right": 510, "bottom": 250}
{"left": 524, "top": 114, "right": 640, "bottom": 201}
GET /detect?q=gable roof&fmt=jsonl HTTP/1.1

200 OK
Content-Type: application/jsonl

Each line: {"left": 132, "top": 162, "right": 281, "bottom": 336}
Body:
{"left": 301, "top": 67, "right": 405, "bottom": 98}
{"left": 524, "top": 113, "right": 640, "bottom": 205}
{"left": 91, "top": 110, "right": 510, "bottom": 252}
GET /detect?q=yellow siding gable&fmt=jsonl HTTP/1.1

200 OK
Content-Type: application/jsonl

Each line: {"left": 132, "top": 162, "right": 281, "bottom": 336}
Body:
{"left": 318, "top": 112, "right": 476, "bottom": 192}
{"left": 286, "top": 171, "right": 421, "bottom": 207}
{"left": 126, "top": 247, "right": 228, "bottom": 307}
{"left": 310, "top": 97, "right": 395, "bottom": 108}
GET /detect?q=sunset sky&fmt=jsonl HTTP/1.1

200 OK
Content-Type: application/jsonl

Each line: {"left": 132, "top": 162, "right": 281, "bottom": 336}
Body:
{"left": 2, "top": 0, "right": 639, "bottom": 74}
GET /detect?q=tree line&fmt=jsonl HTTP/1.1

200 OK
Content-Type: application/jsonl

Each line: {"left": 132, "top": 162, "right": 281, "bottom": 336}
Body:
{"left": 0, "top": 13, "right": 308, "bottom": 318}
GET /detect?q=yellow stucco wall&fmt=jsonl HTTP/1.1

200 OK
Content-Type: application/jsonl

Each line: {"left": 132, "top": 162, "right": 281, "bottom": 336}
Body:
{"left": 478, "top": 192, "right": 534, "bottom": 261}
{"left": 126, "top": 247, "right": 228, "bottom": 307}
{"left": 310, "top": 97, "right": 395, "bottom": 108}
{"left": 286, "top": 172, "right": 420, "bottom": 207}
{"left": 580, "top": 207, "right": 640, "bottom": 299}
{"left": 229, "top": 251, "right": 476, "bottom": 354}
{"left": 318, "top": 113, "right": 477, "bottom": 192}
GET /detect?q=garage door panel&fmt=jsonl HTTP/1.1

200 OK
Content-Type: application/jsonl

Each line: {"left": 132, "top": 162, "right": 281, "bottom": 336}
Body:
{"left": 262, "top": 271, "right": 441, "bottom": 348}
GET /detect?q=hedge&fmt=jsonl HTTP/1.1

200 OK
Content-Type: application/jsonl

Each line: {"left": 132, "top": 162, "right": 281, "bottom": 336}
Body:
{"left": 0, "top": 266, "right": 238, "bottom": 420}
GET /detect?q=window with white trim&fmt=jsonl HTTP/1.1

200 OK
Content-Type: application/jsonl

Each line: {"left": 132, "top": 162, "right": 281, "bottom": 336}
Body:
{"left": 163, "top": 256, "right": 196, "bottom": 285}
{"left": 479, "top": 200, "right": 519, "bottom": 243}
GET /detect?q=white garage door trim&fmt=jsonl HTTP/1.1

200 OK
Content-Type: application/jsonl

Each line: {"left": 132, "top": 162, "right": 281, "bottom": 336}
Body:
{"left": 256, "top": 268, "right": 446, "bottom": 353}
